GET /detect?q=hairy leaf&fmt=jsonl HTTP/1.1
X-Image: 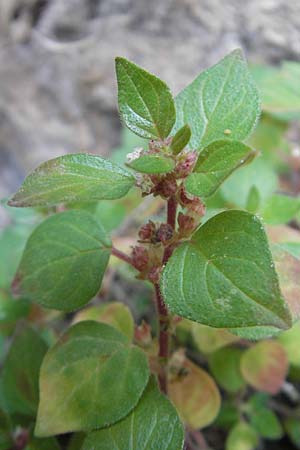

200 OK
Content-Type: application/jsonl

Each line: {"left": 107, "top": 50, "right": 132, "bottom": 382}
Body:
{"left": 240, "top": 341, "right": 288, "bottom": 394}
{"left": 161, "top": 210, "right": 292, "bottom": 329}
{"left": 35, "top": 321, "right": 149, "bottom": 437}
{"left": 8, "top": 154, "right": 135, "bottom": 208}
{"left": 174, "top": 49, "right": 260, "bottom": 149}
{"left": 185, "top": 140, "right": 257, "bottom": 198}
{"left": 170, "top": 124, "right": 191, "bottom": 154}
{"left": 82, "top": 377, "right": 184, "bottom": 450}
{"left": 13, "top": 210, "right": 111, "bottom": 311}
{"left": 128, "top": 154, "right": 175, "bottom": 174}
{"left": 116, "top": 57, "right": 176, "bottom": 140}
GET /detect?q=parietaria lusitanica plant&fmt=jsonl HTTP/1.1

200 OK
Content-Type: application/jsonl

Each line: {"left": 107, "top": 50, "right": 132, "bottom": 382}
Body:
{"left": 5, "top": 49, "right": 300, "bottom": 450}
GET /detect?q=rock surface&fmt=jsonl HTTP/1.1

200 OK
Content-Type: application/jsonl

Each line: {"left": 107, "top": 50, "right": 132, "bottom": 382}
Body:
{"left": 0, "top": 0, "right": 300, "bottom": 196}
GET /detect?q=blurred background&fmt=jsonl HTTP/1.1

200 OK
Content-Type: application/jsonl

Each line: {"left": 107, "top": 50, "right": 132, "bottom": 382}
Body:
{"left": 1, "top": 0, "right": 300, "bottom": 199}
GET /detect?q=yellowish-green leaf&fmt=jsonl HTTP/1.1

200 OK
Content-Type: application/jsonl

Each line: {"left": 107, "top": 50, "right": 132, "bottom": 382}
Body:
{"left": 209, "top": 347, "right": 245, "bottom": 393}
{"left": 192, "top": 323, "right": 239, "bottom": 354}
{"left": 169, "top": 357, "right": 220, "bottom": 430}
{"left": 240, "top": 341, "right": 288, "bottom": 394}
{"left": 73, "top": 302, "right": 134, "bottom": 341}
{"left": 35, "top": 321, "right": 149, "bottom": 437}
{"left": 226, "top": 422, "right": 259, "bottom": 450}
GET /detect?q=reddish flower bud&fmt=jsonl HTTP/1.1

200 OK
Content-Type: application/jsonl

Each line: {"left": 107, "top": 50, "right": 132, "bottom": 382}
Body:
{"left": 131, "top": 246, "right": 149, "bottom": 271}
{"left": 148, "top": 266, "right": 161, "bottom": 284}
{"left": 135, "top": 321, "right": 152, "bottom": 346}
{"left": 156, "top": 223, "right": 174, "bottom": 244}
{"left": 155, "top": 177, "right": 177, "bottom": 198}
{"left": 175, "top": 151, "right": 198, "bottom": 178}
{"left": 178, "top": 185, "right": 206, "bottom": 216}
{"left": 177, "top": 212, "right": 195, "bottom": 235}
{"left": 138, "top": 221, "right": 156, "bottom": 241}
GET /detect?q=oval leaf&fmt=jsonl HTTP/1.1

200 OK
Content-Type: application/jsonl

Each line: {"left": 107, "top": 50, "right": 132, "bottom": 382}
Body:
{"left": 226, "top": 423, "right": 258, "bottom": 450}
{"left": 174, "top": 49, "right": 260, "bottom": 149}
{"left": 209, "top": 347, "right": 245, "bottom": 393}
{"left": 13, "top": 210, "right": 111, "bottom": 311}
{"left": 82, "top": 377, "right": 184, "bottom": 450}
{"left": 161, "top": 210, "right": 292, "bottom": 329}
{"left": 185, "top": 140, "right": 257, "bottom": 198}
{"left": 169, "top": 357, "right": 221, "bottom": 430}
{"left": 35, "top": 321, "right": 149, "bottom": 437}
{"left": 128, "top": 153, "right": 175, "bottom": 174}
{"left": 116, "top": 57, "right": 176, "bottom": 140}
{"left": 171, "top": 124, "right": 191, "bottom": 155}
{"left": 278, "top": 322, "right": 300, "bottom": 367}
{"left": 73, "top": 302, "right": 135, "bottom": 341}
{"left": 8, "top": 154, "right": 135, "bottom": 208}
{"left": 192, "top": 323, "right": 239, "bottom": 354}
{"left": 0, "top": 326, "right": 48, "bottom": 416}
{"left": 241, "top": 341, "right": 288, "bottom": 394}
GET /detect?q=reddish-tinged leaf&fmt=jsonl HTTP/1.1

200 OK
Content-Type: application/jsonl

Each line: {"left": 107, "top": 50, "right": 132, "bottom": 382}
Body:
{"left": 241, "top": 341, "right": 288, "bottom": 394}
{"left": 169, "top": 355, "right": 221, "bottom": 429}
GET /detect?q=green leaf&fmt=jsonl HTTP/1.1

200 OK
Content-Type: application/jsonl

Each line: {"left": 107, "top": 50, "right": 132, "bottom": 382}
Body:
{"left": 285, "top": 417, "right": 300, "bottom": 448}
{"left": 170, "top": 124, "right": 191, "bottom": 154}
{"left": 0, "top": 326, "right": 48, "bottom": 416}
{"left": 169, "top": 357, "right": 221, "bottom": 430}
{"left": 13, "top": 210, "right": 111, "bottom": 311}
{"left": 249, "top": 407, "right": 283, "bottom": 440}
{"left": 221, "top": 157, "right": 278, "bottom": 209}
{"left": 240, "top": 341, "right": 288, "bottom": 394}
{"left": 174, "top": 49, "right": 260, "bottom": 150}
{"left": 278, "top": 321, "right": 300, "bottom": 367}
{"left": 26, "top": 436, "right": 61, "bottom": 450}
{"left": 185, "top": 140, "right": 257, "bottom": 198}
{"left": 252, "top": 62, "right": 300, "bottom": 121}
{"left": 215, "top": 401, "right": 239, "bottom": 430}
{"left": 82, "top": 377, "right": 184, "bottom": 450}
{"left": 272, "top": 244, "right": 300, "bottom": 322}
{"left": 246, "top": 186, "right": 261, "bottom": 214}
{"left": 35, "top": 321, "right": 149, "bottom": 437}
{"left": 209, "top": 347, "right": 245, "bottom": 393}
{"left": 127, "top": 154, "right": 175, "bottom": 174}
{"left": 192, "top": 323, "right": 239, "bottom": 354}
{"left": 115, "top": 57, "right": 176, "bottom": 140}
{"left": 73, "top": 302, "right": 135, "bottom": 341}
{"left": 8, "top": 154, "right": 135, "bottom": 208}
{"left": 226, "top": 422, "right": 259, "bottom": 450}
{"left": 261, "top": 194, "right": 300, "bottom": 225}
{"left": 161, "top": 210, "right": 292, "bottom": 329}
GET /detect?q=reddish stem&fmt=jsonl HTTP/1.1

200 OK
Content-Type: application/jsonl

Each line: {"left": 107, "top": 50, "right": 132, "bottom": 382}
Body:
{"left": 111, "top": 246, "right": 136, "bottom": 268}
{"left": 154, "top": 282, "right": 169, "bottom": 394}
{"left": 155, "top": 195, "right": 178, "bottom": 394}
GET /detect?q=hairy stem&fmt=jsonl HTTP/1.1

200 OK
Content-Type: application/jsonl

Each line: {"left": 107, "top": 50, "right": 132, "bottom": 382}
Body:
{"left": 155, "top": 196, "right": 178, "bottom": 394}
{"left": 111, "top": 246, "right": 136, "bottom": 268}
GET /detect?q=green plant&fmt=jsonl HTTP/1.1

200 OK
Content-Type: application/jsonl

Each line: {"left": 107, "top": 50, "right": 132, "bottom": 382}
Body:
{"left": 2, "top": 50, "right": 300, "bottom": 449}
